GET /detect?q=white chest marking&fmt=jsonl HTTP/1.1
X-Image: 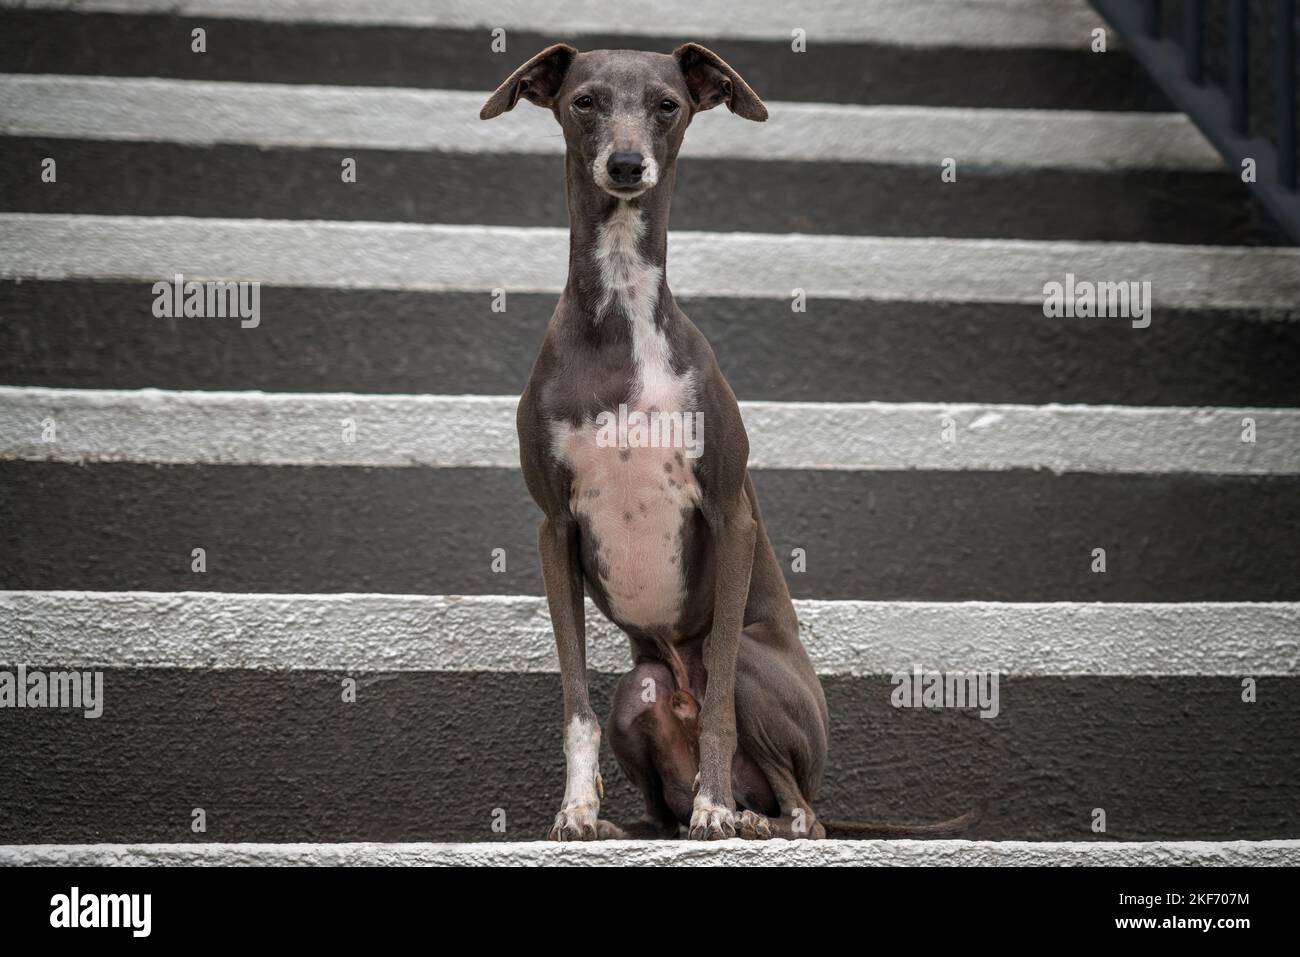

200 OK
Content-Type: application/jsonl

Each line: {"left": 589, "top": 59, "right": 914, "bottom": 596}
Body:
{"left": 593, "top": 202, "right": 691, "bottom": 409}
{"left": 549, "top": 202, "right": 701, "bottom": 630}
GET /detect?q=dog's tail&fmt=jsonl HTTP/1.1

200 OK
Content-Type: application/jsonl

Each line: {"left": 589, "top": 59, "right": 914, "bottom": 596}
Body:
{"left": 819, "top": 800, "right": 986, "bottom": 840}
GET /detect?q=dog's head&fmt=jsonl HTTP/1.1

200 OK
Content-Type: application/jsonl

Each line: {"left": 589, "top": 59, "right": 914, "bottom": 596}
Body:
{"left": 480, "top": 43, "right": 766, "bottom": 200}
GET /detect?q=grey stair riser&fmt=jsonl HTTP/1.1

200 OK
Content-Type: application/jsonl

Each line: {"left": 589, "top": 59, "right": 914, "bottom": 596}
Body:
{"left": 3, "top": 138, "right": 1285, "bottom": 245}
{"left": 3, "top": 463, "right": 1298, "bottom": 600}
{"left": 4, "top": 282, "right": 1299, "bottom": 407}
{"left": 0, "top": 671, "right": 1293, "bottom": 843}
{"left": 0, "top": 11, "right": 1174, "bottom": 111}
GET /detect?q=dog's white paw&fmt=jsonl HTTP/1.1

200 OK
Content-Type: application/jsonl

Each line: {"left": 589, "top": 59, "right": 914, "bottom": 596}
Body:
{"left": 736, "top": 809, "right": 773, "bottom": 840}
{"left": 688, "top": 797, "right": 736, "bottom": 840}
{"left": 548, "top": 802, "right": 601, "bottom": 841}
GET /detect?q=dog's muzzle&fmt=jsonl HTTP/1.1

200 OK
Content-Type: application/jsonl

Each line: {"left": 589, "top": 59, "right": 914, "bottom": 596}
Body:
{"left": 606, "top": 151, "right": 645, "bottom": 187}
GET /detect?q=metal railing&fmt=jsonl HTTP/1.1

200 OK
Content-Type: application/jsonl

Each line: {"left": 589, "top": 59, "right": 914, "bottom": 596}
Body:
{"left": 1093, "top": 0, "right": 1299, "bottom": 242}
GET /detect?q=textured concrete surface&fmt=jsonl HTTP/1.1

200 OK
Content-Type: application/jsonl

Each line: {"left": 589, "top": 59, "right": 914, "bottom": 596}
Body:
{"left": 8, "top": 214, "right": 1300, "bottom": 308}
{"left": 8, "top": 140, "right": 1281, "bottom": 244}
{"left": 0, "top": 75, "right": 1223, "bottom": 170}
{"left": 0, "top": 13, "right": 1174, "bottom": 110}
{"left": 5, "top": 283, "right": 1297, "bottom": 407}
{"left": 4, "top": 462, "right": 1299, "bottom": 600}
{"left": 6, "top": 387, "right": 1300, "bottom": 473}
{"left": 4, "top": 591, "right": 1298, "bottom": 675}
{"left": 4, "top": 840, "right": 1299, "bottom": 867}
{"left": 7, "top": 0, "right": 1111, "bottom": 48}
{"left": 1, "top": 671, "right": 1296, "bottom": 842}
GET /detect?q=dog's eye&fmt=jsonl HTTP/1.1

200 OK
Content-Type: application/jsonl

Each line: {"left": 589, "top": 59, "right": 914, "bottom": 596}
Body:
{"left": 572, "top": 94, "right": 594, "bottom": 111}
{"left": 659, "top": 99, "right": 679, "bottom": 114}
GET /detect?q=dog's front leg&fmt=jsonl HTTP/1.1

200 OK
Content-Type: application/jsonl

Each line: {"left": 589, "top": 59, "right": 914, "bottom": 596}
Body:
{"left": 690, "top": 492, "right": 757, "bottom": 840}
{"left": 538, "top": 515, "right": 604, "bottom": 840}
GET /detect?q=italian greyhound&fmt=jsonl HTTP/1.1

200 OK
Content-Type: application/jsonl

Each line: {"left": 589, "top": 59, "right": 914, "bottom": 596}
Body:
{"left": 483, "top": 44, "right": 977, "bottom": 841}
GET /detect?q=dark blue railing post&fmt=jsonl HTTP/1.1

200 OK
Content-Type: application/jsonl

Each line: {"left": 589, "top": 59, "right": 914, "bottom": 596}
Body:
{"left": 1142, "top": 0, "right": 1161, "bottom": 37}
{"left": 1277, "top": 0, "right": 1297, "bottom": 189}
{"left": 1228, "top": 0, "right": 1249, "bottom": 134}
{"left": 1184, "top": 0, "right": 1204, "bottom": 84}
{"left": 1090, "top": 0, "right": 1300, "bottom": 241}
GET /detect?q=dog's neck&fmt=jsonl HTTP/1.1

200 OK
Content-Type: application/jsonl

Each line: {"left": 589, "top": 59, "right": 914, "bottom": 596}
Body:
{"left": 563, "top": 150, "right": 676, "bottom": 328}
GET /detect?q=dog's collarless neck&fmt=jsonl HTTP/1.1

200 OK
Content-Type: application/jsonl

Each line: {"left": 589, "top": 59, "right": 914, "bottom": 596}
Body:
{"left": 566, "top": 197, "right": 670, "bottom": 330}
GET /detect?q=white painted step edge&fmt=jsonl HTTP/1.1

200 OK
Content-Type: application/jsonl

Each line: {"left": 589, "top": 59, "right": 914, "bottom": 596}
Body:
{"left": 0, "top": 75, "right": 1221, "bottom": 170}
{"left": 3, "top": 839, "right": 1298, "bottom": 866}
{"left": 5, "top": 215, "right": 1300, "bottom": 308}
{"left": 3, "top": 591, "right": 1297, "bottom": 676}
{"left": 3, "top": 388, "right": 1298, "bottom": 475}
{"left": 4, "top": 0, "right": 1113, "bottom": 50}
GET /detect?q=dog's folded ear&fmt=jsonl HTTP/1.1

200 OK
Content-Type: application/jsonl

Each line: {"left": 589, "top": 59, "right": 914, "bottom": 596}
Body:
{"left": 480, "top": 43, "right": 578, "bottom": 119}
{"left": 673, "top": 42, "right": 767, "bottom": 121}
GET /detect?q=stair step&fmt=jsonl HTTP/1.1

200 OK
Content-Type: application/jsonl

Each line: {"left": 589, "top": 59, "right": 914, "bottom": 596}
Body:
{"left": 6, "top": 387, "right": 1299, "bottom": 474}
{"left": 5, "top": 591, "right": 1296, "bottom": 675}
{"left": 0, "top": 667, "right": 1295, "bottom": 842}
{"left": 1, "top": 0, "right": 1120, "bottom": 51}
{"left": 0, "top": 75, "right": 1221, "bottom": 170}
{"left": 5, "top": 282, "right": 1297, "bottom": 406}
{"left": 4, "top": 840, "right": 1299, "bottom": 866}
{"left": 0, "top": 462, "right": 1294, "bottom": 600}
{"left": 3, "top": 592, "right": 1291, "bottom": 843}
{"left": 2, "top": 461, "right": 1298, "bottom": 600}
{"left": 0, "top": 10, "right": 1173, "bottom": 111}
{"left": 6, "top": 138, "right": 1283, "bottom": 245}
{"left": 7, "top": 215, "right": 1300, "bottom": 307}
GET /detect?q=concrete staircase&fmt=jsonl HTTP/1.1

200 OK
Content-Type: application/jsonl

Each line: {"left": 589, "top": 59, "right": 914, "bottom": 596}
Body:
{"left": 1, "top": 0, "right": 1298, "bottom": 864}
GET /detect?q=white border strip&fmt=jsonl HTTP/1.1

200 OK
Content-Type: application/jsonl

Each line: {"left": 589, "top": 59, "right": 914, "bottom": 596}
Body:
{"left": 3, "top": 388, "right": 1298, "bottom": 475}
{"left": 3, "top": 839, "right": 1298, "bottom": 867}
{"left": 0, "top": 75, "right": 1221, "bottom": 170}
{"left": 3, "top": 591, "right": 1296, "bottom": 676}
{"left": 6, "top": 0, "right": 1107, "bottom": 49}
{"left": 5, "top": 215, "right": 1299, "bottom": 308}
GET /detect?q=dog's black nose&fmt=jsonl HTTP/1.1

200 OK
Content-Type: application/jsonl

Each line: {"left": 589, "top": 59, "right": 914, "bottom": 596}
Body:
{"left": 607, "top": 151, "right": 645, "bottom": 186}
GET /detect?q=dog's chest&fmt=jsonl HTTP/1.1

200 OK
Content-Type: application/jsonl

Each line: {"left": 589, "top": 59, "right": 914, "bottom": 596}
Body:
{"left": 549, "top": 203, "right": 701, "bottom": 630}
{"left": 554, "top": 419, "right": 701, "bottom": 629}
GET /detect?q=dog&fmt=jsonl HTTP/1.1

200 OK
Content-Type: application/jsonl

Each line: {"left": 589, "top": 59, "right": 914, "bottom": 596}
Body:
{"left": 482, "top": 43, "right": 978, "bottom": 841}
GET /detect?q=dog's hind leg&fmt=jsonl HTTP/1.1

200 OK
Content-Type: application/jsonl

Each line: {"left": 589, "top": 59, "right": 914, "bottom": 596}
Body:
{"left": 734, "top": 767, "right": 827, "bottom": 840}
{"left": 730, "top": 627, "right": 830, "bottom": 840}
